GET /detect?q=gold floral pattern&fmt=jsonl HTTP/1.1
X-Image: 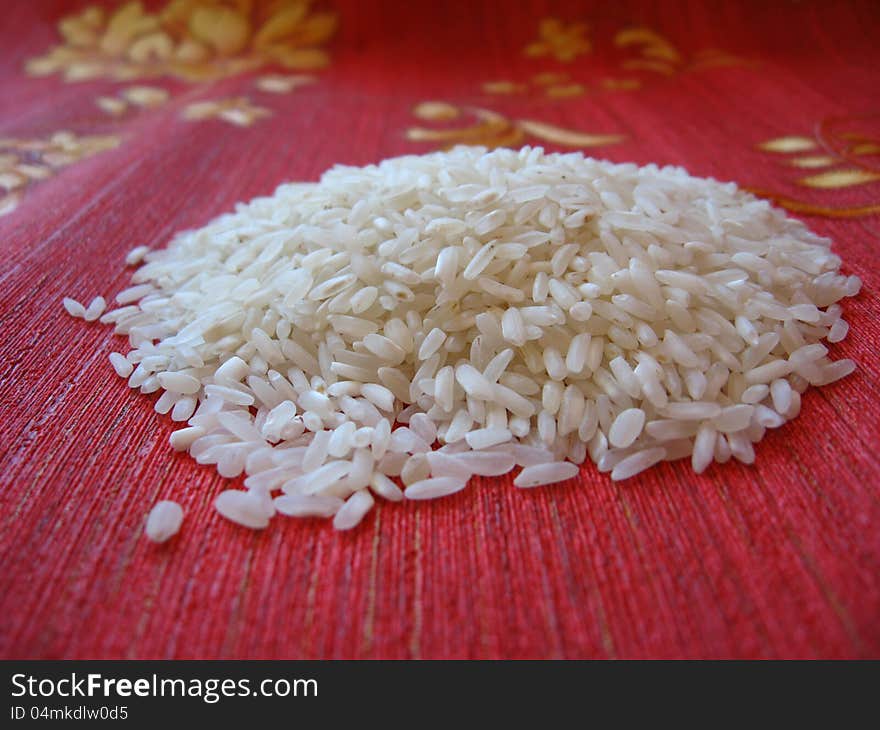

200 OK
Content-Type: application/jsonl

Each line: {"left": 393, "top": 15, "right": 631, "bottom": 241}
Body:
{"left": 494, "top": 20, "right": 743, "bottom": 103}
{"left": 759, "top": 120, "right": 880, "bottom": 189}
{"left": 0, "top": 132, "right": 121, "bottom": 217}
{"left": 407, "top": 102, "right": 624, "bottom": 151}
{"left": 182, "top": 96, "right": 270, "bottom": 125}
{"left": 482, "top": 80, "right": 529, "bottom": 95}
{"left": 26, "top": 0, "right": 338, "bottom": 83}
{"left": 524, "top": 18, "right": 591, "bottom": 62}
{"left": 751, "top": 116, "right": 880, "bottom": 218}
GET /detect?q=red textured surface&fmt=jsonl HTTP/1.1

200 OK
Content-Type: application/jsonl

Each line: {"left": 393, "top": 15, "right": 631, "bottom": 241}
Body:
{"left": 1, "top": 0, "right": 879, "bottom": 659}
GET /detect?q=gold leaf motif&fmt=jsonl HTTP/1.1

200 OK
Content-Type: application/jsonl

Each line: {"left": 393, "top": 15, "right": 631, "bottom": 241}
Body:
{"left": 755, "top": 120, "right": 879, "bottom": 197}
{"left": 180, "top": 100, "right": 220, "bottom": 120}
{"left": 24, "top": 57, "right": 60, "bottom": 77}
{"left": 642, "top": 45, "right": 681, "bottom": 63}
{"left": 482, "top": 126, "right": 528, "bottom": 149}
{"left": 758, "top": 136, "right": 818, "bottom": 153}
{"left": 852, "top": 142, "right": 880, "bottom": 155}
{"left": 482, "top": 81, "right": 527, "bottom": 95}
{"left": 265, "top": 46, "right": 329, "bottom": 69}
{"left": 483, "top": 72, "right": 588, "bottom": 99}
{"left": 517, "top": 119, "right": 625, "bottom": 147}
{"left": 26, "top": 0, "right": 338, "bottom": 83}
{"left": 182, "top": 96, "right": 270, "bottom": 126}
{"left": 255, "top": 73, "right": 315, "bottom": 93}
{"left": 189, "top": 6, "right": 250, "bottom": 56}
{"left": 787, "top": 155, "right": 836, "bottom": 169}
{"left": 96, "top": 96, "right": 128, "bottom": 115}
{"left": 413, "top": 102, "right": 460, "bottom": 122}
{"left": 159, "top": 0, "right": 202, "bottom": 31}
{"left": 532, "top": 72, "right": 570, "bottom": 86}
{"left": 408, "top": 106, "right": 522, "bottom": 148}
{"left": 100, "top": 2, "right": 159, "bottom": 56}
{"left": 65, "top": 62, "right": 106, "bottom": 81}
{"left": 799, "top": 169, "right": 880, "bottom": 188}
{"left": 614, "top": 27, "right": 669, "bottom": 48}
{"left": 174, "top": 38, "right": 211, "bottom": 62}
{"left": 408, "top": 102, "right": 624, "bottom": 151}
{"left": 95, "top": 85, "right": 169, "bottom": 116}
{"left": 59, "top": 10, "right": 103, "bottom": 48}
{"left": 253, "top": 3, "right": 310, "bottom": 48}
{"left": 127, "top": 31, "right": 175, "bottom": 62}
{"left": 615, "top": 27, "right": 682, "bottom": 63}
{"left": 601, "top": 77, "right": 641, "bottom": 90}
{"left": 287, "top": 12, "right": 337, "bottom": 46}
{"left": 612, "top": 27, "right": 749, "bottom": 80}
{"left": 122, "top": 85, "right": 170, "bottom": 107}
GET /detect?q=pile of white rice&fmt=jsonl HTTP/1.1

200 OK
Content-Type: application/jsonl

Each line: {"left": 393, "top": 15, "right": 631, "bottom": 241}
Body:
{"left": 64, "top": 146, "right": 860, "bottom": 540}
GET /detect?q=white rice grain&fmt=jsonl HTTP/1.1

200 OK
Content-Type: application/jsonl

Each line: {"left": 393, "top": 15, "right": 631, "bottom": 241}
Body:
{"left": 215, "top": 490, "right": 272, "bottom": 529}
{"left": 514, "top": 461, "right": 579, "bottom": 488}
{"left": 84, "top": 296, "right": 106, "bottom": 322}
{"left": 145, "top": 500, "right": 184, "bottom": 542}
{"left": 465, "top": 427, "right": 512, "bottom": 450}
{"left": 611, "top": 447, "right": 666, "bottom": 481}
{"left": 109, "top": 352, "right": 133, "bottom": 377}
{"left": 369, "top": 472, "right": 404, "bottom": 502}
{"left": 608, "top": 408, "right": 646, "bottom": 448}
{"left": 63, "top": 297, "right": 86, "bottom": 318}
{"left": 333, "top": 489, "right": 375, "bottom": 529}
{"left": 60, "top": 146, "right": 858, "bottom": 535}
{"left": 691, "top": 424, "right": 716, "bottom": 474}
{"left": 405, "top": 476, "right": 468, "bottom": 500}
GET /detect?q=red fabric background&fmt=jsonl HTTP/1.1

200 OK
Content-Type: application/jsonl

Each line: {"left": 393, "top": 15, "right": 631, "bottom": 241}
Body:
{"left": 1, "top": 0, "right": 878, "bottom": 659}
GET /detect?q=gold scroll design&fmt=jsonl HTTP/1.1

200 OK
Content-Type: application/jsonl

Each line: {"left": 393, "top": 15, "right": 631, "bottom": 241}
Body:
{"left": 25, "top": 0, "right": 338, "bottom": 83}
{"left": 750, "top": 116, "right": 880, "bottom": 218}
{"left": 407, "top": 102, "right": 625, "bottom": 150}
{"left": 615, "top": 27, "right": 750, "bottom": 77}
{"left": 0, "top": 132, "right": 122, "bottom": 218}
